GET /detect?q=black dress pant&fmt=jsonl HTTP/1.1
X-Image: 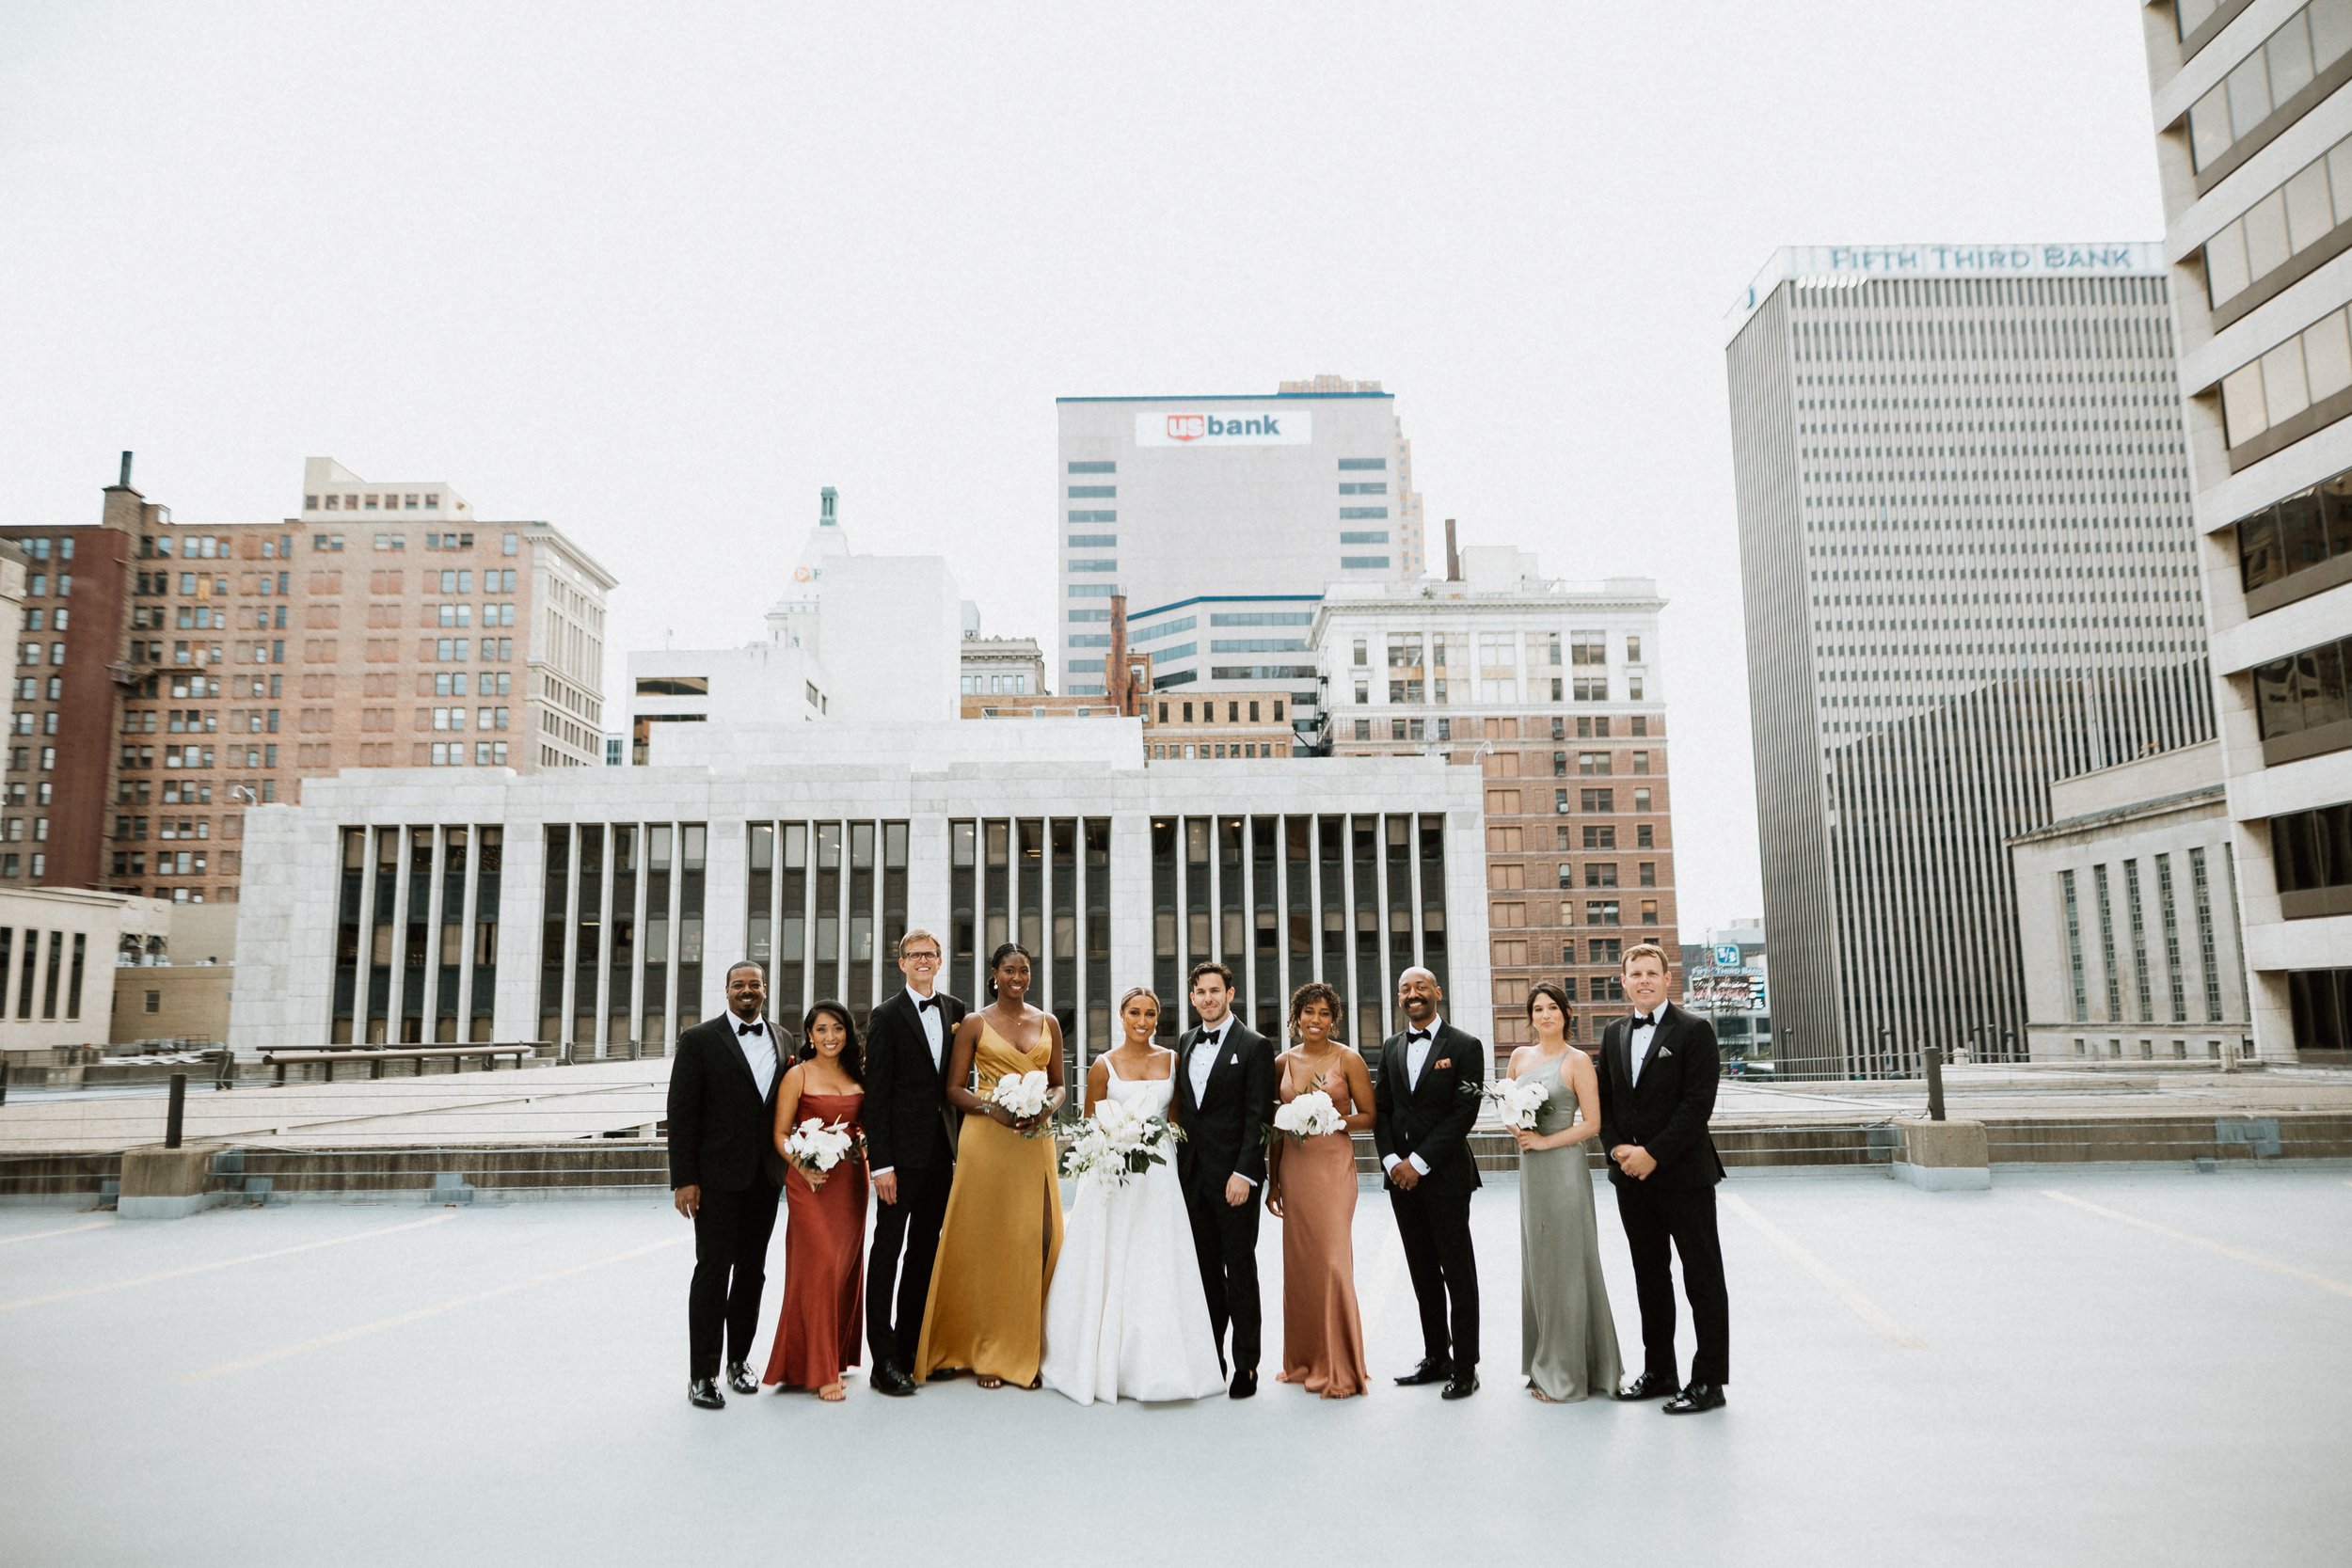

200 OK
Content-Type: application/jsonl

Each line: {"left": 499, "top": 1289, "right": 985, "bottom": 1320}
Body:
{"left": 687, "top": 1180, "right": 781, "bottom": 1381}
{"left": 1184, "top": 1178, "right": 1263, "bottom": 1373}
{"left": 1390, "top": 1183, "right": 1479, "bottom": 1368}
{"left": 866, "top": 1132, "right": 954, "bottom": 1370}
{"left": 1613, "top": 1178, "right": 1729, "bottom": 1386}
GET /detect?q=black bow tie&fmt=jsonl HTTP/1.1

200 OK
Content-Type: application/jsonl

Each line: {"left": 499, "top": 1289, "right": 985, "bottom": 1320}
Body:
{"left": 1199, "top": 1030, "right": 1223, "bottom": 1051}
{"left": 1632, "top": 1014, "right": 1656, "bottom": 1029}
{"left": 1407, "top": 1029, "right": 1432, "bottom": 1044}
{"left": 736, "top": 1020, "right": 766, "bottom": 1037}
{"left": 914, "top": 995, "right": 941, "bottom": 1013}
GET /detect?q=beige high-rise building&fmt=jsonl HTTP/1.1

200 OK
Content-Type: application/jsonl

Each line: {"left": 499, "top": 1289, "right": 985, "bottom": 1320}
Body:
{"left": 0, "top": 455, "right": 614, "bottom": 905}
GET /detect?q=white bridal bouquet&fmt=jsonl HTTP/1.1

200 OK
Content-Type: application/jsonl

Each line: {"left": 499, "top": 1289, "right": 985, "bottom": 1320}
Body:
{"left": 1486, "top": 1076, "right": 1550, "bottom": 1130}
{"left": 989, "top": 1069, "right": 1051, "bottom": 1132}
{"left": 1272, "top": 1088, "right": 1347, "bottom": 1141}
{"left": 783, "top": 1117, "right": 858, "bottom": 1181}
{"left": 1061, "top": 1096, "right": 1183, "bottom": 1189}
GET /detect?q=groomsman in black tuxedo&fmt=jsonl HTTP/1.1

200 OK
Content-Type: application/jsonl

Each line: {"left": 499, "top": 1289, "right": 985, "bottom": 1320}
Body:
{"left": 1173, "top": 960, "right": 1277, "bottom": 1399}
{"left": 861, "top": 928, "right": 968, "bottom": 1397}
{"left": 1598, "top": 941, "right": 1730, "bottom": 1415}
{"left": 667, "top": 960, "right": 786, "bottom": 1410}
{"left": 1375, "top": 966, "right": 1486, "bottom": 1399}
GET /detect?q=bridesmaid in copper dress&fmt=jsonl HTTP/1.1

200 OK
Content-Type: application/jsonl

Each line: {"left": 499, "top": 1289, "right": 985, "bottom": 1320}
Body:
{"left": 1266, "top": 981, "right": 1374, "bottom": 1399}
{"left": 762, "top": 1000, "right": 867, "bottom": 1401}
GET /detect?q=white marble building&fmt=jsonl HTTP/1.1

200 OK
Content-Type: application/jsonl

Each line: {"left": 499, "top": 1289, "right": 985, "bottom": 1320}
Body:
{"left": 230, "top": 720, "right": 1493, "bottom": 1071}
{"left": 2010, "top": 741, "right": 2250, "bottom": 1062}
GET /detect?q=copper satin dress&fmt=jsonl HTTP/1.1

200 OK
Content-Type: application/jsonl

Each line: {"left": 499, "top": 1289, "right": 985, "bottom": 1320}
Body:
{"left": 1274, "top": 1055, "right": 1370, "bottom": 1398}
{"left": 762, "top": 1088, "right": 867, "bottom": 1390}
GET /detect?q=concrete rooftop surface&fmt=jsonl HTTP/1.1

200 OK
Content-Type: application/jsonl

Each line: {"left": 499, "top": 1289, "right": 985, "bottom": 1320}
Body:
{"left": 2, "top": 1167, "right": 2346, "bottom": 1567}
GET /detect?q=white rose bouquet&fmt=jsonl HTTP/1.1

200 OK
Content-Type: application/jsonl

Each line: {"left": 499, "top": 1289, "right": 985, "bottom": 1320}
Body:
{"left": 1061, "top": 1096, "right": 1184, "bottom": 1189}
{"left": 783, "top": 1117, "right": 859, "bottom": 1183}
{"left": 1272, "top": 1088, "right": 1347, "bottom": 1141}
{"left": 1486, "top": 1076, "right": 1549, "bottom": 1130}
{"left": 989, "top": 1069, "right": 1051, "bottom": 1135}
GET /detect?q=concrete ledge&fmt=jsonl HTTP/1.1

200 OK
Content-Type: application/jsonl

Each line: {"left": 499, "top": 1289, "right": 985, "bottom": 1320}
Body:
{"left": 1893, "top": 1118, "right": 1990, "bottom": 1190}
{"left": 117, "top": 1144, "right": 220, "bottom": 1221}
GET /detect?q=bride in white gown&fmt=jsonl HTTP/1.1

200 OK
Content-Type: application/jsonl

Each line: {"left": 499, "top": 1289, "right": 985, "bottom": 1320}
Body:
{"left": 1041, "top": 988, "right": 1229, "bottom": 1406}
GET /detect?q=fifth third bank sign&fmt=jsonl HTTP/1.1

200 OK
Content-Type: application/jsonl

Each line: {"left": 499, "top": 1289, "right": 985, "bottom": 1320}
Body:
{"left": 1135, "top": 408, "right": 1313, "bottom": 447}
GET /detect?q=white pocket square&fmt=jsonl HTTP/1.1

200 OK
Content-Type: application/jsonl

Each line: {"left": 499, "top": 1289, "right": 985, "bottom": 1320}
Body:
{"left": 1228, "top": 1053, "right": 1238, "bottom": 1066}
{"left": 1658, "top": 1048, "right": 1674, "bottom": 1058}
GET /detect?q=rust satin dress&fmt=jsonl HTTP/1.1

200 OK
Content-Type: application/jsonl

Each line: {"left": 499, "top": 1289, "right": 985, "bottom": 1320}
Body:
{"left": 1274, "top": 1056, "right": 1370, "bottom": 1399}
{"left": 763, "top": 1089, "right": 867, "bottom": 1391}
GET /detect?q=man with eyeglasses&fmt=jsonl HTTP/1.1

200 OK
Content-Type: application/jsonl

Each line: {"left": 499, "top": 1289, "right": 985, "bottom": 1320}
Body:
{"left": 861, "top": 928, "right": 970, "bottom": 1396}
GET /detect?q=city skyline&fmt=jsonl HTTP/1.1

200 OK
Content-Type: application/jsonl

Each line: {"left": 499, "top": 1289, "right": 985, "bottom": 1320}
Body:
{"left": 0, "top": 2, "right": 2170, "bottom": 932}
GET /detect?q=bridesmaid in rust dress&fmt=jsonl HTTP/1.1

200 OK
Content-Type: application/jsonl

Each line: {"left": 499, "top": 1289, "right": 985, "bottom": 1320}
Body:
{"left": 1266, "top": 981, "right": 1374, "bottom": 1399}
{"left": 762, "top": 1000, "right": 867, "bottom": 1401}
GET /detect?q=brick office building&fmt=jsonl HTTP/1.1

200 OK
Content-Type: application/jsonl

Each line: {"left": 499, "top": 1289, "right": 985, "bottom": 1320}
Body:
{"left": 0, "top": 456, "right": 614, "bottom": 905}
{"left": 1314, "top": 544, "right": 1679, "bottom": 1053}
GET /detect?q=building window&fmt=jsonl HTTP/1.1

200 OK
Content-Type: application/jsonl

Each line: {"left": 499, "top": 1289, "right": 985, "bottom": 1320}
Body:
{"left": 2061, "top": 868, "right": 2088, "bottom": 1023}
{"left": 2092, "top": 864, "right": 2122, "bottom": 1022}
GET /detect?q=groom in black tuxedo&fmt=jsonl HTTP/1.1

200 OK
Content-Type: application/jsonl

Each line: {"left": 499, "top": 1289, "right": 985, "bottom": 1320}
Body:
{"left": 1598, "top": 942, "right": 1730, "bottom": 1415}
{"left": 1173, "top": 959, "right": 1276, "bottom": 1399}
{"left": 1375, "top": 966, "right": 1485, "bottom": 1400}
{"left": 861, "top": 927, "right": 968, "bottom": 1397}
{"left": 667, "top": 959, "right": 786, "bottom": 1410}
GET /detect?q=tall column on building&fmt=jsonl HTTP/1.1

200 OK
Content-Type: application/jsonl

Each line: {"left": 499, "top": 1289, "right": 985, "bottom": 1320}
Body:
{"left": 2141, "top": 9, "right": 2352, "bottom": 1061}
{"left": 1726, "top": 244, "right": 2213, "bottom": 1075}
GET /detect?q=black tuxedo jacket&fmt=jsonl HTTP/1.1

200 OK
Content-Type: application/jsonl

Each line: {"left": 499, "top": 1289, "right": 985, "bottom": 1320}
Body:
{"left": 1373, "top": 1020, "right": 1486, "bottom": 1196}
{"left": 666, "top": 1013, "right": 786, "bottom": 1193}
{"left": 862, "top": 988, "right": 969, "bottom": 1178}
{"left": 1172, "top": 1019, "right": 1277, "bottom": 1194}
{"left": 1596, "top": 1003, "right": 1726, "bottom": 1190}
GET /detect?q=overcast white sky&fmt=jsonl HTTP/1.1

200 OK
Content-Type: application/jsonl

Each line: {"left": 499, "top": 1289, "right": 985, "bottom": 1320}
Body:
{"left": 0, "top": 1, "right": 2169, "bottom": 931}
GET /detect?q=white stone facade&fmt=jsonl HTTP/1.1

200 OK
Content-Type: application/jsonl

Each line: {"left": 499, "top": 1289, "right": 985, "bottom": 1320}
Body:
{"left": 230, "top": 721, "right": 1493, "bottom": 1068}
{"left": 2010, "top": 740, "right": 2249, "bottom": 1062}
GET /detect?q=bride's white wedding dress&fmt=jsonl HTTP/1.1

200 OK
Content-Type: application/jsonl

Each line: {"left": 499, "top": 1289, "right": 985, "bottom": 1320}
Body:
{"left": 1040, "top": 1065, "right": 1229, "bottom": 1405}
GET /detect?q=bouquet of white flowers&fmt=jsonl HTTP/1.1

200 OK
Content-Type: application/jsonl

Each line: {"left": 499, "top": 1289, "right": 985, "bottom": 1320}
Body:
{"left": 989, "top": 1069, "right": 1051, "bottom": 1134}
{"left": 1271, "top": 1088, "right": 1347, "bottom": 1141}
{"left": 1486, "top": 1076, "right": 1550, "bottom": 1130}
{"left": 1061, "top": 1096, "right": 1184, "bottom": 1189}
{"left": 783, "top": 1117, "right": 858, "bottom": 1181}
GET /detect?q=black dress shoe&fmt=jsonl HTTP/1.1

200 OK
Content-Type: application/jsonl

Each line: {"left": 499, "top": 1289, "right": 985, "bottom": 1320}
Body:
{"left": 1393, "top": 1357, "right": 1453, "bottom": 1386}
{"left": 725, "top": 1361, "right": 759, "bottom": 1397}
{"left": 1230, "top": 1369, "right": 1257, "bottom": 1400}
{"left": 871, "top": 1364, "right": 918, "bottom": 1398}
{"left": 927, "top": 1366, "right": 964, "bottom": 1382}
{"left": 689, "top": 1377, "right": 725, "bottom": 1410}
{"left": 1613, "top": 1371, "right": 1677, "bottom": 1402}
{"left": 1441, "top": 1370, "right": 1479, "bottom": 1400}
{"left": 1662, "top": 1382, "right": 1726, "bottom": 1415}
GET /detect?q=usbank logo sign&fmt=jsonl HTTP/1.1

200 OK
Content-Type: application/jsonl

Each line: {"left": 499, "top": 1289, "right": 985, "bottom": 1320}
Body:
{"left": 1136, "top": 409, "right": 1312, "bottom": 447}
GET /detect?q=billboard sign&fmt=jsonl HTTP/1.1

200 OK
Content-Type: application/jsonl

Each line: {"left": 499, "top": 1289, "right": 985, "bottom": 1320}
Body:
{"left": 1136, "top": 409, "right": 1312, "bottom": 448}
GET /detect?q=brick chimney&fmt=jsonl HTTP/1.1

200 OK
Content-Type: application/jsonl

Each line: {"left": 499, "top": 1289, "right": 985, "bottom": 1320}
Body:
{"left": 1106, "top": 592, "right": 1136, "bottom": 715}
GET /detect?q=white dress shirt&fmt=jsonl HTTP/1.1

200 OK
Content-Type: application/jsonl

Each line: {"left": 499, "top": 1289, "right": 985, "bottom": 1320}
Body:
{"left": 733, "top": 1015, "right": 777, "bottom": 1101}
{"left": 1629, "top": 1004, "right": 1668, "bottom": 1087}
{"left": 1188, "top": 1020, "right": 1257, "bottom": 1188}
{"left": 908, "top": 984, "right": 946, "bottom": 1071}
{"left": 1382, "top": 1014, "right": 1446, "bottom": 1178}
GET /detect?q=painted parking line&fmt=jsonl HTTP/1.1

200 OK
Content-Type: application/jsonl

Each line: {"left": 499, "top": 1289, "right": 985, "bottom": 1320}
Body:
{"left": 183, "top": 1234, "right": 690, "bottom": 1383}
{"left": 2042, "top": 1190, "right": 2352, "bottom": 1299}
{"left": 0, "top": 1219, "right": 113, "bottom": 1247}
{"left": 0, "top": 1212, "right": 457, "bottom": 1313}
{"left": 1722, "top": 1191, "right": 1925, "bottom": 1349}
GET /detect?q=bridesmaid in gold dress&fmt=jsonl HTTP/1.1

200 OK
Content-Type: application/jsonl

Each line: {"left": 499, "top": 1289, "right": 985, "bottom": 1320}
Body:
{"left": 914, "top": 942, "right": 1067, "bottom": 1389}
{"left": 1266, "top": 981, "right": 1374, "bottom": 1399}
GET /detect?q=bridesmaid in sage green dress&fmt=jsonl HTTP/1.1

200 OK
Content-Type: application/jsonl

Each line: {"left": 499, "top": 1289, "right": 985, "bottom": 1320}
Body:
{"left": 1511, "top": 982, "right": 1621, "bottom": 1402}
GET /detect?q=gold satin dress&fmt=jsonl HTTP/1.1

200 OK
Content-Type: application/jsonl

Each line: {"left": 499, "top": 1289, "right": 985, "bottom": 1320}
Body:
{"left": 914, "top": 1023, "right": 1065, "bottom": 1386}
